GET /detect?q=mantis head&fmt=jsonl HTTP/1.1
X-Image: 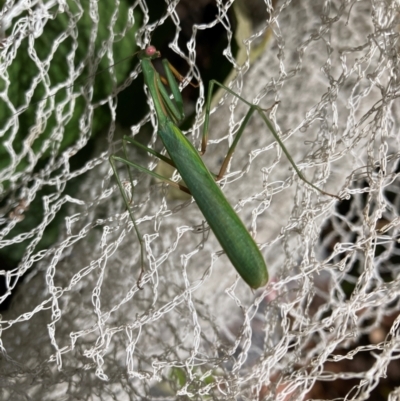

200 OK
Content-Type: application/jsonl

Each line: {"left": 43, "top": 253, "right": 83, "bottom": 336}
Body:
{"left": 138, "top": 45, "right": 161, "bottom": 60}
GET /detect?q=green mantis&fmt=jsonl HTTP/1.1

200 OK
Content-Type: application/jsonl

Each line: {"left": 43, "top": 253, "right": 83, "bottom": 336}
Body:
{"left": 110, "top": 45, "right": 338, "bottom": 289}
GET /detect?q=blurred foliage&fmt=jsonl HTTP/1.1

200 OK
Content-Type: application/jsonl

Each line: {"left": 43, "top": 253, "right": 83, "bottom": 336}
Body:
{"left": 0, "top": 0, "right": 141, "bottom": 287}
{"left": 169, "top": 367, "right": 216, "bottom": 395}
{"left": 0, "top": 0, "right": 140, "bottom": 190}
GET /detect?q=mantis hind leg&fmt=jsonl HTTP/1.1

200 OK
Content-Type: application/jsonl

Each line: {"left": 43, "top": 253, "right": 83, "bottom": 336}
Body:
{"left": 201, "top": 80, "right": 339, "bottom": 199}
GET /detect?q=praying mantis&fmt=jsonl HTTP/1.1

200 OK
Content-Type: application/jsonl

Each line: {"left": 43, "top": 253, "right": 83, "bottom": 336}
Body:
{"left": 110, "top": 45, "right": 338, "bottom": 290}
